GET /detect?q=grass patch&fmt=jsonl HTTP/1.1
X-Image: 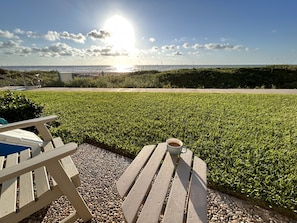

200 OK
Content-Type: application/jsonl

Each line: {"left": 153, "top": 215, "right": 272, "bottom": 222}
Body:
{"left": 19, "top": 91, "right": 297, "bottom": 218}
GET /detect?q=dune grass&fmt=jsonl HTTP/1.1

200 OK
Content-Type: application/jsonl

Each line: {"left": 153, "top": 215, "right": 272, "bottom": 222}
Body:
{"left": 21, "top": 91, "right": 297, "bottom": 218}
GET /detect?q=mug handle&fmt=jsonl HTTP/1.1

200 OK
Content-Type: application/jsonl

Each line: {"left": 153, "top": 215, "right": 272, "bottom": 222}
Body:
{"left": 181, "top": 146, "right": 187, "bottom": 153}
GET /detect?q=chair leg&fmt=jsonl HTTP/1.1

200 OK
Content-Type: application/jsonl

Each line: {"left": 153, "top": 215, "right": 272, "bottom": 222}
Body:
{"left": 46, "top": 161, "right": 92, "bottom": 222}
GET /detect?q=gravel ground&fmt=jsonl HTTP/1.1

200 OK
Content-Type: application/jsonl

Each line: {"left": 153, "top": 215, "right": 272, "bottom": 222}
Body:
{"left": 28, "top": 143, "right": 295, "bottom": 223}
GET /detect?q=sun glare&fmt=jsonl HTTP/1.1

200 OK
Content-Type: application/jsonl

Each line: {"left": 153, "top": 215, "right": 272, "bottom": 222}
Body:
{"left": 104, "top": 15, "right": 135, "bottom": 54}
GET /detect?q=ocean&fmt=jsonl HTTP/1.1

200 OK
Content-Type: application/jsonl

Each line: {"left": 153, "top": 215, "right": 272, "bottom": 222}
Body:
{"left": 1, "top": 64, "right": 265, "bottom": 74}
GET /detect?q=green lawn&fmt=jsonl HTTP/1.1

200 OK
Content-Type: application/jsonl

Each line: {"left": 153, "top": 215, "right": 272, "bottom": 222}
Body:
{"left": 23, "top": 91, "right": 297, "bottom": 218}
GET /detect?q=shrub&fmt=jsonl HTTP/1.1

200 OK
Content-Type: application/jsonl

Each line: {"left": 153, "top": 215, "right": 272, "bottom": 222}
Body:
{"left": 0, "top": 91, "right": 43, "bottom": 123}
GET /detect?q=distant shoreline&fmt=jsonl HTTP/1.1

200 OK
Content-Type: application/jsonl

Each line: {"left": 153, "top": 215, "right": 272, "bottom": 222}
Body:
{"left": 0, "top": 64, "right": 274, "bottom": 74}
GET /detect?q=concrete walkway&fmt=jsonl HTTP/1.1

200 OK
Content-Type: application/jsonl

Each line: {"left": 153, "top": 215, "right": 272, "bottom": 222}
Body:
{"left": 26, "top": 87, "right": 297, "bottom": 94}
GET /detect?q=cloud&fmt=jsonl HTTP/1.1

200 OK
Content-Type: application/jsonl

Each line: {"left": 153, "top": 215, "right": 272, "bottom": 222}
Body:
{"left": 45, "top": 31, "right": 86, "bottom": 43}
{"left": 26, "top": 31, "right": 39, "bottom": 38}
{"left": 173, "top": 51, "right": 182, "bottom": 55}
{"left": 161, "top": 44, "right": 178, "bottom": 51}
{"left": 86, "top": 45, "right": 128, "bottom": 57}
{"left": 186, "top": 42, "right": 243, "bottom": 51}
{"left": 27, "top": 42, "right": 83, "bottom": 57}
{"left": 204, "top": 43, "right": 243, "bottom": 50}
{"left": 60, "top": 31, "right": 86, "bottom": 43}
{"left": 0, "top": 40, "right": 21, "bottom": 48}
{"left": 45, "top": 31, "right": 60, "bottom": 41}
{"left": 13, "top": 28, "right": 40, "bottom": 38}
{"left": 43, "top": 42, "right": 76, "bottom": 56}
{"left": 192, "top": 44, "right": 204, "bottom": 49}
{"left": 14, "top": 28, "right": 25, "bottom": 34}
{"left": 149, "top": 37, "right": 155, "bottom": 42}
{"left": 87, "top": 29, "right": 110, "bottom": 40}
{"left": 183, "top": 43, "right": 190, "bottom": 49}
{"left": 0, "top": 30, "right": 18, "bottom": 39}
{"left": 192, "top": 51, "right": 200, "bottom": 55}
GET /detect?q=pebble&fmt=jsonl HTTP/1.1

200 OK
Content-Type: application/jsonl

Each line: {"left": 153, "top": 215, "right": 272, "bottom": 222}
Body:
{"left": 23, "top": 144, "right": 296, "bottom": 223}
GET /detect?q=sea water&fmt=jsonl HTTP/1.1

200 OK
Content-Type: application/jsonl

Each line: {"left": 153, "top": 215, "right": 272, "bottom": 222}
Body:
{"left": 1, "top": 64, "right": 264, "bottom": 74}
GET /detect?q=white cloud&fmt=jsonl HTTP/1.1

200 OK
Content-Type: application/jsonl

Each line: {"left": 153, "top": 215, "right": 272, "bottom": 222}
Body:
{"left": 44, "top": 31, "right": 86, "bottom": 43}
{"left": 0, "top": 29, "right": 18, "bottom": 39}
{"left": 183, "top": 43, "right": 190, "bottom": 49}
{"left": 192, "top": 51, "right": 200, "bottom": 55}
{"left": 87, "top": 29, "right": 110, "bottom": 40}
{"left": 192, "top": 44, "right": 204, "bottom": 49}
{"left": 151, "top": 46, "right": 158, "bottom": 52}
{"left": 29, "top": 42, "right": 83, "bottom": 57}
{"left": 60, "top": 31, "right": 86, "bottom": 43}
{"left": 45, "top": 31, "right": 60, "bottom": 41}
{"left": 173, "top": 51, "right": 182, "bottom": 55}
{"left": 0, "top": 40, "right": 21, "bottom": 48}
{"left": 204, "top": 43, "right": 243, "bottom": 50}
{"left": 13, "top": 28, "right": 39, "bottom": 38}
{"left": 149, "top": 37, "right": 155, "bottom": 42}
{"left": 14, "top": 28, "right": 25, "bottom": 34}
{"left": 161, "top": 44, "right": 178, "bottom": 51}
{"left": 26, "top": 31, "right": 39, "bottom": 38}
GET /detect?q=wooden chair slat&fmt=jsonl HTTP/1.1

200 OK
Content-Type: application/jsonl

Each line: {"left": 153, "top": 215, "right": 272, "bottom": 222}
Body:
{"left": 137, "top": 152, "right": 178, "bottom": 223}
{"left": 0, "top": 153, "right": 18, "bottom": 218}
{"left": 0, "top": 156, "right": 4, "bottom": 169}
{"left": 116, "top": 144, "right": 155, "bottom": 198}
{"left": 0, "top": 116, "right": 57, "bottom": 133}
{"left": 0, "top": 156, "right": 3, "bottom": 200}
{"left": 122, "top": 143, "right": 166, "bottom": 223}
{"left": 187, "top": 156, "right": 207, "bottom": 223}
{"left": 31, "top": 146, "right": 51, "bottom": 197}
{"left": 19, "top": 149, "right": 35, "bottom": 208}
{"left": 53, "top": 137, "right": 80, "bottom": 187}
{"left": 162, "top": 150, "right": 193, "bottom": 223}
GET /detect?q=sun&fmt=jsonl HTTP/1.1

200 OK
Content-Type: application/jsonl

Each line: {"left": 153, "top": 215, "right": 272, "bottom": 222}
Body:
{"left": 104, "top": 15, "right": 135, "bottom": 54}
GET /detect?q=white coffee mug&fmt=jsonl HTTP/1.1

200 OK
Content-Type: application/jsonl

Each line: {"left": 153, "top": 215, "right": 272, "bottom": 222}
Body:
{"left": 166, "top": 138, "right": 187, "bottom": 155}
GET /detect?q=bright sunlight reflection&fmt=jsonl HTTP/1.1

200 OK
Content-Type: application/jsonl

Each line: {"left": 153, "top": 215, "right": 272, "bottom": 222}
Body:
{"left": 104, "top": 15, "right": 135, "bottom": 54}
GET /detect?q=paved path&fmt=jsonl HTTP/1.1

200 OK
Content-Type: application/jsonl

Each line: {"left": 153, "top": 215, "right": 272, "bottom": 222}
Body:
{"left": 25, "top": 87, "right": 297, "bottom": 94}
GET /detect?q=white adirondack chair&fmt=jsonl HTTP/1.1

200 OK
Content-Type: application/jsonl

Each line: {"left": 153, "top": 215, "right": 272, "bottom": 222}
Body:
{"left": 0, "top": 115, "right": 92, "bottom": 223}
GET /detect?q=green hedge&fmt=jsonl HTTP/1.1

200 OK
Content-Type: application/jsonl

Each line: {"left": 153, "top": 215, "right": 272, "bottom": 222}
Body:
{"left": 0, "top": 91, "right": 43, "bottom": 123}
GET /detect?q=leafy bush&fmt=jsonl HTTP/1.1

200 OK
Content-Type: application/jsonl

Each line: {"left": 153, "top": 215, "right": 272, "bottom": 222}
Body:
{"left": 0, "top": 91, "right": 43, "bottom": 123}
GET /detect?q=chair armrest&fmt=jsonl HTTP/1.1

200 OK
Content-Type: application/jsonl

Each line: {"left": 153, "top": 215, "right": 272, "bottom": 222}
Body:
{"left": 0, "top": 142, "right": 77, "bottom": 183}
{"left": 0, "top": 115, "right": 57, "bottom": 133}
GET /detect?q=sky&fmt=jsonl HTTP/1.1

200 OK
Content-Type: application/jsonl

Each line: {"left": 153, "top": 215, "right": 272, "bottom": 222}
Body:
{"left": 1, "top": 0, "right": 297, "bottom": 66}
